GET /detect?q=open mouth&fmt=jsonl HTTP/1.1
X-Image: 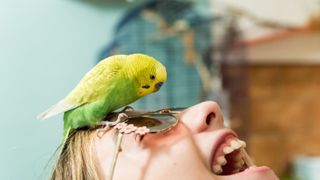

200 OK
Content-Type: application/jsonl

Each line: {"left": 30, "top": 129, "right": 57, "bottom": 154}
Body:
{"left": 211, "top": 135, "right": 255, "bottom": 175}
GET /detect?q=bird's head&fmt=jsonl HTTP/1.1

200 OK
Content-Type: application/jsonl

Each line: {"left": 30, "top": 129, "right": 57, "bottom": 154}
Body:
{"left": 126, "top": 54, "right": 167, "bottom": 97}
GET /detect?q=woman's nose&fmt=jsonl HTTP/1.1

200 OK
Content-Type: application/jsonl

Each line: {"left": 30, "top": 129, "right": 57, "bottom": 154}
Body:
{"left": 180, "top": 101, "right": 224, "bottom": 133}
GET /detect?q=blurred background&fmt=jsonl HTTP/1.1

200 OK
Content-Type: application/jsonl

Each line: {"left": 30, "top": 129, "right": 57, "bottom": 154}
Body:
{"left": 1, "top": 0, "right": 320, "bottom": 179}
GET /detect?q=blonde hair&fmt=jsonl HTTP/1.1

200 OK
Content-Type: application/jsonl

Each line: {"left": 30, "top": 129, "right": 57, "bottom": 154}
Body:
{"left": 50, "top": 128, "right": 103, "bottom": 180}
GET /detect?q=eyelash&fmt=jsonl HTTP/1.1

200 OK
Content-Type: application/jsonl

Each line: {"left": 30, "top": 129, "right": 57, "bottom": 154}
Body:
{"left": 136, "top": 135, "right": 145, "bottom": 143}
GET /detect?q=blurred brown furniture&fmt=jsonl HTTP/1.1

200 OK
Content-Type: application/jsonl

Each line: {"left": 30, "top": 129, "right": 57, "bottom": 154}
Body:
{"left": 222, "top": 30, "right": 320, "bottom": 177}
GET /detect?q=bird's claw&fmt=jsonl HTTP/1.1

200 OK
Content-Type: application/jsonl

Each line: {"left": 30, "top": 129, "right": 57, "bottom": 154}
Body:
{"left": 120, "top": 106, "right": 134, "bottom": 112}
{"left": 96, "top": 113, "right": 128, "bottom": 138}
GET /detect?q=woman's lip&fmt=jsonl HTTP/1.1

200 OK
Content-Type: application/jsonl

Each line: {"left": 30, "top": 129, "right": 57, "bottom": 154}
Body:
{"left": 241, "top": 166, "right": 271, "bottom": 174}
{"left": 231, "top": 166, "right": 276, "bottom": 177}
{"left": 215, "top": 166, "right": 279, "bottom": 179}
{"left": 210, "top": 129, "right": 238, "bottom": 168}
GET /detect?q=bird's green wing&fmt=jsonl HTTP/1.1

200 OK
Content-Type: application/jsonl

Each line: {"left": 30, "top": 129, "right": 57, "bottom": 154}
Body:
{"left": 37, "top": 56, "right": 124, "bottom": 120}
{"left": 64, "top": 58, "right": 122, "bottom": 105}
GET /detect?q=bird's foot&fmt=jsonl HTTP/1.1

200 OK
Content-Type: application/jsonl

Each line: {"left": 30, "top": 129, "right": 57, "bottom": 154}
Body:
{"left": 96, "top": 113, "right": 128, "bottom": 138}
{"left": 120, "top": 106, "right": 134, "bottom": 113}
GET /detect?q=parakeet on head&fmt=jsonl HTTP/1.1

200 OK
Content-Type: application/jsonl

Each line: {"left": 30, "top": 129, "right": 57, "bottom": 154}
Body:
{"left": 37, "top": 53, "right": 166, "bottom": 140}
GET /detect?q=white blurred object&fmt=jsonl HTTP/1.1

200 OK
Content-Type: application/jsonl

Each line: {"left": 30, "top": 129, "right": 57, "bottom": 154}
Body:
{"left": 211, "top": 0, "right": 320, "bottom": 42}
{"left": 213, "top": 0, "right": 320, "bottom": 27}
{"left": 294, "top": 156, "right": 320, "bottom": 180}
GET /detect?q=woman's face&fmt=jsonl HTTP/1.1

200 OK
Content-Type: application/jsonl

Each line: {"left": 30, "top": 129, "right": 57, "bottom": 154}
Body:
{"left": 94, "top": 101, "right": 279, "bottom": 180}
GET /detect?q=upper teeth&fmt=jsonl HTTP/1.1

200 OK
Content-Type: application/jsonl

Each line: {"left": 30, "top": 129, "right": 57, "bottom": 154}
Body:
{"left": 230, "top": 140, "right": 242, "bottom": 149}
{"left": 223, "top": 146, "right": 233, "bottom": 154}
{"left": 212, "top": 164, "right": 223, "bottom": 174}
{"left": 238, "top": 140, "right": 246, "bottom": 148}
{"left": 216, "top": 156, "right": 227, "bottom": 166}
{"left": 212, "top": 139, "right": 247, "bottom": 174}
{"left": 222, "top": 139, "right": 245, "bottom": 154}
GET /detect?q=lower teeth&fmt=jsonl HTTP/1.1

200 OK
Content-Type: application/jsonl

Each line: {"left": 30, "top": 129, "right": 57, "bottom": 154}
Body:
{"left": 240, "top": 148, "right": 255, "bottom": 167}
{"left": 213, "top": 148, "right": 255, "bottom": 175}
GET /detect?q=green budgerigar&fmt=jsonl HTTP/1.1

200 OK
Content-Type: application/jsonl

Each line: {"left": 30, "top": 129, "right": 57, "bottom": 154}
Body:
{"left": 37, "top": 53, "right": 167, "bottom": 140}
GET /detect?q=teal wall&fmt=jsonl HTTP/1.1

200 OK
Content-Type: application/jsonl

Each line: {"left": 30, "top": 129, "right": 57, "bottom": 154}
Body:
{"left": 0, "top": 0, "right": 127, "bottom": 179}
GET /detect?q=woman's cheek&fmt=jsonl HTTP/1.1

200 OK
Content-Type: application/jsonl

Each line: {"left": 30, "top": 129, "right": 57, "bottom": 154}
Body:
{"left": 141, "top": 123, "right": 191, "bottom": 148}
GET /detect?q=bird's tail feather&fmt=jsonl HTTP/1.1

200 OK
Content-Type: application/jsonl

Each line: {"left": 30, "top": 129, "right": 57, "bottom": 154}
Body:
{"left": 63, "top": 126, "right": 72, "bottom": 144}
{"left": 37, "top": 100, "right": 77, "bottom": 120}
{"left": 56, "top": 126, "right": 73, "bottom": 160}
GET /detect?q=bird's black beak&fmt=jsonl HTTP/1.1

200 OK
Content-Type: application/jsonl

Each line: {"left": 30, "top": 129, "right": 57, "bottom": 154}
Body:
{"left": 154, "top": 82, "right": 164, "bottom": 91}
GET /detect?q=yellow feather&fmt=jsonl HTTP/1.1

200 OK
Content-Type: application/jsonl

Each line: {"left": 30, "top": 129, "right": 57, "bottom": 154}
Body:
{"left": 64, "top": 55, "right": 124, "bottom": 105}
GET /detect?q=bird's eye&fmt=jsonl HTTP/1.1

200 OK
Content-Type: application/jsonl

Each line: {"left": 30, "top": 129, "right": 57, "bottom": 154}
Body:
{"left": 142, "top": 85, "right": 150, "bottom": 89}
{"left": 150, "top": 75, "right": 155, "bottom": 80}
